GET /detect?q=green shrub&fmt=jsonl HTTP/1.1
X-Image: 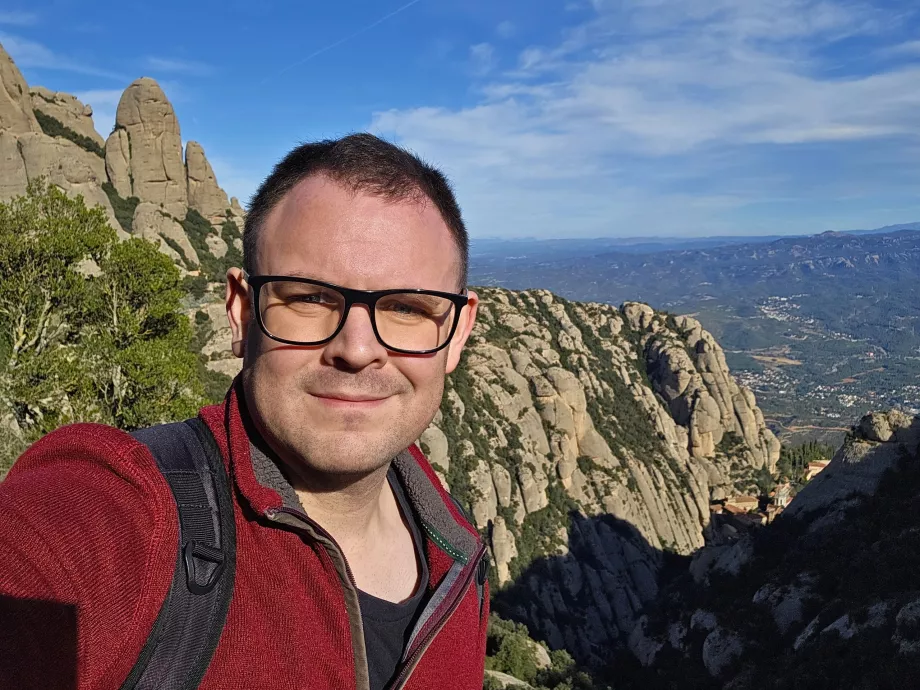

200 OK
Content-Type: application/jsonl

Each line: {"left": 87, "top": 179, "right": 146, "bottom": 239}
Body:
{"left": 0, "top": 182, "right": 207, "bottom": 474}
{"left": 33, "top": 109, "right": 105, "bottom": 158}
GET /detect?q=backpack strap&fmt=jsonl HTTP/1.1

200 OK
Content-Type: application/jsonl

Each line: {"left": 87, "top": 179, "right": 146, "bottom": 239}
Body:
{"left": 120, "top": 418, "right": 237, "bottom": 690}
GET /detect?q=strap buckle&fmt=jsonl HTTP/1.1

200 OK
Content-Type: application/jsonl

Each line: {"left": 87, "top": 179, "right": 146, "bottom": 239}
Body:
{"left": 183, "top": 541, "right": 226, "bottom": 595}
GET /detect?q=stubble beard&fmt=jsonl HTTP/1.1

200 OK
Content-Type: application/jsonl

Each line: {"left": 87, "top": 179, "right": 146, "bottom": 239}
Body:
{"left": 242, "top": 359, "right": 444, "bottom": 482}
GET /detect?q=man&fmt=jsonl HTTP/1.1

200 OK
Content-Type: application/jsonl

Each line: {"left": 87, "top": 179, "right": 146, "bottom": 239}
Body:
{"left": 0, "top": 134, "right": 487, "bottom": 690}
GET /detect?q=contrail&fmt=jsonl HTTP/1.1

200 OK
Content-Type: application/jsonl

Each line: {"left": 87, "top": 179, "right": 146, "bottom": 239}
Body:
{"left": 268, "top": 0, "right": 424, "bottom": 82}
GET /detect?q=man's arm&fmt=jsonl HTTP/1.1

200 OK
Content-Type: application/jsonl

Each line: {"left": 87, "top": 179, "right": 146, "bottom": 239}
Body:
{"left": 0, "top": 424, "right": 179, "bottom": 690}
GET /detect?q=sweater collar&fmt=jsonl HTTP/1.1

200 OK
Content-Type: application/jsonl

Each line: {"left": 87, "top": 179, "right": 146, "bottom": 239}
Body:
{"left": 199, "top": 377, "right": 481, "bottom": 564}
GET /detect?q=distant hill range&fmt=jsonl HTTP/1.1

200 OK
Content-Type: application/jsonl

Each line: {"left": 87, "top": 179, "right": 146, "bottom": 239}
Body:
{"left": 471, "top": 227, "right": 920, "bottom": 306}
{"left": 471, "top": 222, "right": 920, "bottom": 262}
{"left": 471, "top": 228, "right": 920, "bottom": 440}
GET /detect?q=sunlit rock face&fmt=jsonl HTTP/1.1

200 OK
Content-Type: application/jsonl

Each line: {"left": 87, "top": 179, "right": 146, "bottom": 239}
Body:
{"left": 420, "top": 287, "right": 778, "bottom": 661}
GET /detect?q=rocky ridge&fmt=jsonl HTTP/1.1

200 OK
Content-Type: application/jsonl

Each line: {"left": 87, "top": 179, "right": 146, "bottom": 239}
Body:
{"left": 619, "top": 410, "right": 920, "bottom": 688}
{"left": 417, "top": 287, "right": 778, "bottom": 662}
{"left": 0, "top": 42, "right": 243, "bottom": 279}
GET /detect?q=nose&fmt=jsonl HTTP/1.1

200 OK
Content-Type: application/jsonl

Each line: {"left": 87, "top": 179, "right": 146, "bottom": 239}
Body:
{"left": 320, "top": 303, "right": 389, "bottom": 370}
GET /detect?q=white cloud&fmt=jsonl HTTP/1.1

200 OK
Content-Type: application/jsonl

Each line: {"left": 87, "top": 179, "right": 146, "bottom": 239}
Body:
{"left": 0, "top": 32, "right": 127, "bottom": 80}
{"left": 881, "top": 40, "right": 920, "bottom": 57}
{"left": 145, "top": 56, "right": 213, "bottom": 76}
{"left": 372, "top": 0, "right": 920, "bottom": 237}
{"left": 469, "top": 43, "right": 495, "bottom": 75}
{"left": 0, "top": 11, "right": 39, "bottom": 26}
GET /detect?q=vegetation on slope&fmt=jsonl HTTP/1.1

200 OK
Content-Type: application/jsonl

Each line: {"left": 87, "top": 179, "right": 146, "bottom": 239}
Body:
{"left": 0, "top": 182, "right": 215, "bottom": 476}
{"left": 484, "top": 615, "right": 610, "bottom": 690}
{"left": 614, "top": 443, "right": 920, "bottom": 688}
{"left": 101, "top": 182, "right": 140, "bottom": 233}
{"left": 33, "top": 109, "right": 105, "bottom": 158}
{"left": 180, "top": 209, "right": 243, "bottom": 282}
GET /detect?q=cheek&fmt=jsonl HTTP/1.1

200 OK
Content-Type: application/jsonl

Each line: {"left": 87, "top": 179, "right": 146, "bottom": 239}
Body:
{"left": 250, "top": 340, "right": 318, "bottom": 384}
{"left": 396, "top": 357, "right": 446, "bottom": 404}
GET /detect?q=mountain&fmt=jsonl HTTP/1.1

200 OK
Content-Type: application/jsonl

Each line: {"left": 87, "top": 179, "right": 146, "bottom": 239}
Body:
{"left": 471, "top": 230, "right": 920, "bottom": 443}
{"left": 0, "top": 43, "right": 243, "bottom": 277}
{"left": 471, "top": 230, "right": 920, "bottom": 306}
{"left": 470, "top": 223, "right": 920, "bottom": 263}
{"left": 617, "top": 409, "right": 920, "bottom": 688}
{"left": 0, "top": 41, "right": 244, "bottom": 388}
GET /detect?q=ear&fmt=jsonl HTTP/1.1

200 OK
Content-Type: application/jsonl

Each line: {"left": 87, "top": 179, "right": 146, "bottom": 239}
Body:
{"left": 226, "top": 267, "right": 251, "bottom": 358}
{"left": 444, "top": 290, "right": 479, "bottom": 374}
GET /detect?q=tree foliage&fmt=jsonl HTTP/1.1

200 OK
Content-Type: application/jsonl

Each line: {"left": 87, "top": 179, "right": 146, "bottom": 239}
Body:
{"left": 33, "top": 109, "right": 105, "bottom": 158}
{"left": 0, "top": 182, "right": 206, "bottom": 475}
{"left": 777, "top": 440, "right": 835, "bottom": 489}
{"left": 484, "top": 615, "right": 610, "bottom": 689}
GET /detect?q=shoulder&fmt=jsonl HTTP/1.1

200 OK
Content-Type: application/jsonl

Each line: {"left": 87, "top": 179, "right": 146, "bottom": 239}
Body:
{"left": 3, "top": 422, "right": 176, "bottom": 525}
{"left": 0, "top": 423, "right": 180, "bottom": 689}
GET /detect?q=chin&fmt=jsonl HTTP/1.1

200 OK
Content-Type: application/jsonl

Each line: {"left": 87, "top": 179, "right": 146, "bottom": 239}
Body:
{"left": 294, "top": 433, "right": 407, "bottom": 477}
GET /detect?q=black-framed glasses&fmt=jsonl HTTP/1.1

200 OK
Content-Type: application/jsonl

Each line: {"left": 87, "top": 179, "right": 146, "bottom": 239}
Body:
{"left": 243, "top": 272, "right": 471, "bottom": 355}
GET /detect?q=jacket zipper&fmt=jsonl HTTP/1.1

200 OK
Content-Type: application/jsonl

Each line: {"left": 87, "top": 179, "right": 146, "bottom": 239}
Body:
{"left": 265, "top": 506, "right": 359, "bottom": 587}
{"left": 387, "top": 543, "right": 487, "bottom": 690}
{"left": 266, "top": 506, "right": 486, "bottom": 690}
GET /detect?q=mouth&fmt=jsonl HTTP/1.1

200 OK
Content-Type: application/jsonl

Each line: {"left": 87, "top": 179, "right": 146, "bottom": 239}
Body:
{"left": 310, "top": 392, "right": 390, "bottom": 409}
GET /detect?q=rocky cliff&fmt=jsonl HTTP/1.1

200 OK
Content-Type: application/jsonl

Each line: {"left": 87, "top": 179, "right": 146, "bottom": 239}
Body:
{"left": 414, "top": 288, "right": 779, "bottom": 662}
{"left": 191, "top": 286, "right": 782, "bottom": 665}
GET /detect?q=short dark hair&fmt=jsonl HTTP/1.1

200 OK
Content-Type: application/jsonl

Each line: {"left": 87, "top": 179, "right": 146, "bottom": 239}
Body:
{"left": 243, "top": 133, "right": 469, "bottom": 288}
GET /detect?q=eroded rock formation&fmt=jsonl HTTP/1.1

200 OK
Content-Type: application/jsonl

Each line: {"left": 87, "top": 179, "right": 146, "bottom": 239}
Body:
{"left": 105, "top": 77, "right": 188, "bottom": 217}
{"left": 30, "top": 86, "right": 105, "bottom": 148}
{"left": 416, "top": 288, "right": 779, "bottom": 662}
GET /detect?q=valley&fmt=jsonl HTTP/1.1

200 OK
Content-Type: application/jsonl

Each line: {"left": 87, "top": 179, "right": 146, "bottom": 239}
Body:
{"left": 470, "top": 231, "right": 920, "bottom": 446}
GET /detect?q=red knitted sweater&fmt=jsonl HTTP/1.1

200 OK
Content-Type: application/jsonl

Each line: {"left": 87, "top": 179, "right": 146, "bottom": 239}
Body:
{"left": 0, "top": 385, "right": 489, "bottom": 690}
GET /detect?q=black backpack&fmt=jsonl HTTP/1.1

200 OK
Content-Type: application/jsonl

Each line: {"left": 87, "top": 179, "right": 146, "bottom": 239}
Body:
{"left": 120, "top": 418, "right": 237, "bottom": 690}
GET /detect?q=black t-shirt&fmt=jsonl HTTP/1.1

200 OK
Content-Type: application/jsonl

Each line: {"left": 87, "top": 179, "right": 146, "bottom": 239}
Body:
{"left": 358, "top": 469, "right": 429, "bottom": 690}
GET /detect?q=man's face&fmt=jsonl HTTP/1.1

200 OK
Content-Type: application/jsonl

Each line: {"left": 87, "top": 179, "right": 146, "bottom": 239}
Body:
{"left": 226, "top": 175, "right": 478, "bottom": 479}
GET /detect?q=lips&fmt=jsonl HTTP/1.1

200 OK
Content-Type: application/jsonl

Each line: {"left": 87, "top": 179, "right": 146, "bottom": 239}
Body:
{"left": 311, "top": 392, "right": 389, "bottom": 403}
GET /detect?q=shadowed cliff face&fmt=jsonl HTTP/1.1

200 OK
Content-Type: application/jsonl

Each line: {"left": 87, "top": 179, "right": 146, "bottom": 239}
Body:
{"left": 419, "top": 287, "right": 779, "bottom": 661}
{"left": 617, "top": 412, "right": 920, "bottom": 689}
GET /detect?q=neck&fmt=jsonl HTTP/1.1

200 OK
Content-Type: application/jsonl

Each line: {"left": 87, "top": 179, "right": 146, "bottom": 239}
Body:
{"left": 291, "top": 463, "right": 392, "bottom": 540}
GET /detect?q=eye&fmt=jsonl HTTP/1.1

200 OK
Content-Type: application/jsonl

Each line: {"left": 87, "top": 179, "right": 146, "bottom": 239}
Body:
{"left": 389, "top": 301, "right": 425, "bottom": 315}
{"left": 288, "top": 290, "right": 338, "bottom": 305}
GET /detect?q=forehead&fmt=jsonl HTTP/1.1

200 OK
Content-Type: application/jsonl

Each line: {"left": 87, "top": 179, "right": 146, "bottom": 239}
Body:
{"left": 257, "top": 175, "right": 461, "bottom": 291}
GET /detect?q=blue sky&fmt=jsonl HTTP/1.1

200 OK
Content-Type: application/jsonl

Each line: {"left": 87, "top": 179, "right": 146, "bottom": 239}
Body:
{"left": 3, "top": 0, "right": 920, "bottom": 238}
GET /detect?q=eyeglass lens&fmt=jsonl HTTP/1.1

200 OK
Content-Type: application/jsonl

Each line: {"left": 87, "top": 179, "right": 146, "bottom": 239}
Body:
{"left": 259, "top": 280, "right": 456, "bottom": 352}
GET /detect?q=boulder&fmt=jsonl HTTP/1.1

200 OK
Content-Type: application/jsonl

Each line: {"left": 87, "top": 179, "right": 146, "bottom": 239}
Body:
{"left": 186, "top": 141, "right": 230, "bottom": 221}
{"left": 702, "top": 627, "right": 744, "bottom": 678}
{"left": 105, "top": 78, "right": 188, "bottom": 217}
{"left": 0, "top": 43, "right": 40, "bottom": 134}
